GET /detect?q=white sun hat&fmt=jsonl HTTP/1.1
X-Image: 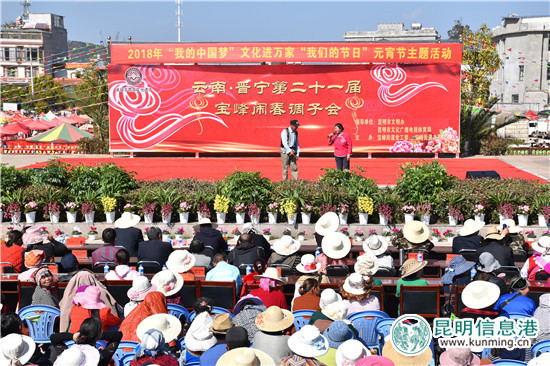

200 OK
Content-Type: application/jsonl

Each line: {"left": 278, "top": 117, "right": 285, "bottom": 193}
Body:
{"left": 531, "top": 236, "right": 550, "bottom": 255}
{"left": 335, "top": 339, "right": 371, "bottom": 366}
{"left": 354, "top": 251, "right": 379, "bottom": 278}
{"left": 461, "top": 280, "right": 501, "bottom": 310}
{"left": 0, "top": 334, "right": 36, "bottom": 366}
{"left": 322, "top": 232, "right": 351, "bottom": 259}
{"left": 272, "top": 235, "right": 301, "bottom": 256}
{"left": 287, "top": 325, "right": 329, "bottom": 358}
{"left": 136, "top": 313, "right": 182, "bottom": 342}
{"left": 498, "top": 219, "right": 522, "bottom": 234}
{"left": 166, "top": 250, "right": 196, "bottom": 273}
{"left": 403, "top": 220, "right": 430, "bottom": 244}
{"left": 342, "top": 273, "right": 367, "bottom": 296}
{"left": 315, "top": 212, "right": 339, "bottom": 236}
{"left": 151, "top": 269, "right": 184, "bottom": 297}
{"left": 362, "top": 235, "right": 389, "bottom": 256}
{"left": 459, "top": 219, "right": 485, "bottom": 237}
{"left": 296, "top": 254, "right": 318, "bottom": 274}
{"left": 114, "top": 212, "right": 141, "bottom": 229}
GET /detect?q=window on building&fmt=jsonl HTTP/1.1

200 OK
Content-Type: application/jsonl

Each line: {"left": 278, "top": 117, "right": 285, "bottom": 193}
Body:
{"left": 519, "top": 65, "right": 524, "bottom": 81}
{"left": 512, "top": 94, "right": 519, "bottom": 104}
{"left": 500, "top": 93, "right": 503, "bottom": 102}
{"left": 53, "top": 16, "right": 63, "bottom": 28}
{"left": 5, "top": 66, "right": 17, "bottom": 77}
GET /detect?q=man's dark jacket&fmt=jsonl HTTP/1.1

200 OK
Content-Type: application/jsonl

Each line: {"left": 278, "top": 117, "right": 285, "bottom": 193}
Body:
{"left": 476, "top": 241, "right": 514, "bottom": 267}
{"left": 227, "top": 241, "right": 264, "bottom": 268}
{"left": 452, "top": 235, "right": 483, "bottom": 254}
{"left": 115, "top": 227, "right": 144, "bottom": 257}
{"left": 137, "top": 239, "right": 173, "bottom": 265}
{"left": 193, "top": 227, "right": 227, "bottom": 257}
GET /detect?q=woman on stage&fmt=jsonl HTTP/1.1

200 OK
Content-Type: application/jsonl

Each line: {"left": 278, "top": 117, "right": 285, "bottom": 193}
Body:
{"left": 328, "top": 123, "right": 352, "bottom": 170}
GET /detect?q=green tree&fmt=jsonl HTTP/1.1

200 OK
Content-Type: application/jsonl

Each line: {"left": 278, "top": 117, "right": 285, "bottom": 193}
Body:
{"left": 20, "top": 75, "right": 69, "bottom": 113}
{"left": 447, "top": 18, "right": 471, "bottom": 40}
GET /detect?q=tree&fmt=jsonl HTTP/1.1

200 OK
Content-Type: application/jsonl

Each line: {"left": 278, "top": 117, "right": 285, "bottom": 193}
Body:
{"left": 447, "top": 18, "right": 470, "bottom": 40}
{"left": 20, "top": 75, "right": 69, "bottom": 113}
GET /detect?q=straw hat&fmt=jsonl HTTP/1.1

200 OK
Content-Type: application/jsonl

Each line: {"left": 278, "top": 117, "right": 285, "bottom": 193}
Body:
{"left": 136, "top": 313, "right": 182, "bottom": 342}
{"left": 315, "top": 212, "right": 340, "bottom": 236}
{"left": 53, "top": 344, "right": 100, "bottom": 366}
{"left": 185, "top": 312, "right": 216, "bottom": 352}
{"left": 363, "top": 235, "right": 389, "bottom": 256}
{"left": 482, "top": 227, "right": 504, "bottom": 242}
{"left": 400, "top": 258, "right": 427, "bottom": 278}
{"left": 439, "top": 348, "right": 480, "bottom": 366}
{"left": 477, "top": 252, "right": 501, "bottom": 273}
{"left": 0, "top": 334, "right": 36, "bottom": 366}
{"left": 296, "top": 254, "right": 318, "bottom": 274}
{"left": 272, "top": 235, "right": 301, "bottom": 256}
{"left": 319, "top": 288, "right": 342, "bottom": 310}
{"left": 499, "top": 219, "right": 522, "bottom": 234}
{"left": 22, "top": 226, "right": 47, "bottom": 246}
{"left": 343, "top": 273, "right": 368, "bottom": 295}
{"left": 382, "top": 340, "right": 432, "bottom": 366}
{"left": 127, "top": 276, "right": 157, "bottom": 302}
{"left": 217, "top": 347, "right": 275, "bottom": 366}
{"left": 72, "top": 286, "right": 106, "bottom": 310}
{"left": 232, "top": 295, "right": 265, "bottom": 316}
{"left": 255, "top": 306, "right": 294, "bottom": 332}
{"left": 151, "top": 269, "right": 184, "bottom": 297}
{"left": 322, "top": 232, "right": 352, "bottom": 259}
{"left": 532, "top": 236, "right": 550, "bottom": 255}
{"left": 354, "top": 251, "right": 379, "bottom": 278}
{"left": 288, "top": 325, "right": 329, "bottom": 358}
{"left": 335, "top": 339, "right": 371, "bottom": 366}
{"left": 323, "top": 320, "right": 356, "bottom": 349}
{"left": 114, "top": 212, "right": 140, "bottom": 229}
{"left": 210, "top": 313, "right": 234, "bottom": 335}
{"left": 459, "top": 219, "right": 485, "bottom": 237}
{"left": 254, "top": 267, "right": 286, "bottom": 283}
{"left": 166, "top": 250, "right": 196, "bottom": 273}
{"left": 441, "top": 256, "right": 475, "bottom": 285}
{"left": 402, "top": 221, "right": 430, "bottom": 244}
{"left": 461, "top": 281, "right": 500, "bottom": 310}
{"left": 24, "top": 250, "right": 45, "bottom": 268}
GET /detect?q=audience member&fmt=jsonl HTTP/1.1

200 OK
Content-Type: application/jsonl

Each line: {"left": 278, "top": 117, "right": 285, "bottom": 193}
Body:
{"left": 104, "top": 248, "right": 139, "bottom": 280}
{"left": 477, "top": 227, "right": 514, "bottom": 266}
{"left": 200, "top": 314, "right": 235, "bottom": 365}
{"left": 114, "top": 212, "right": 143, "bottom": 257}
{"left": 23, "top": 225, "right": 68, "bottom": 264}
{"left": 91, "top": 228, "right": 120, "bottom": 267}
{"left": 460, "top": 280, "right": 500, "bottom": 320}
{"left": 31, "top": 266, "right": 59, "bottom": 307}
{"left": 228, "top": 233, "right": 264, "bottom": 268}
{"left": 166, "top": 250, "right": 197, "bottom": 281}
{"left": 341, "top": 273, "right": 380, "bottom": 314}
{"left": 192, "top": 217, "right": 227, "bottom": 257}
{"left": 476, "top": 252, "right": 508, "bottom": 295}
{"left": 69, "top": 285, "right": 121, "bottom": 333}
{"left": 335, "top": 339, "right": 371, "bottom": 366}
{"left": 292, "top": 278, "right": 321, "bottom": 312}
{"left": 439, "top": 348, "right": 480, "bottom": 366}
{"left": 267, "top": 235, "right": 301, "bottom": 273}
{"left": 527, "top": 352, "right": 550, "bottom": 366}
{"left": 0, "top": 333, "right": 36, "bottom": 366}
{"left": 242, "top": 223, "right": 271, "bottom": 260}
{"left": 135, "top": 313, "right": 182, "bottom": 355}
{"left": 314, "top": 212, "right": 339, "bottom": 238}
{"left": 494, "top": 276, "right": 536, "bottom": 316}
{"left": 185, "top": 311, "right": 216, "bottom": 360}
{"left": 441, "top": 255, "right": 475, "bottom": 316}
{"left": 521, "top": 236, "right": 550, "bottom": 280}
{"left": 363, "top": 235, "right": 394, "bottom": 275}
{"left": 151, "top": 269, "right": 184, "bottom": 306}
{"left": 58, "top": 253, "right": 79, "bottom": 282}
{"left": 216, "top": 347, "right": 274, "bottom": 366}
{"left": 189, "top": 239, "right": 212, "bottom": 267}
{"left": 1, "top": 312, "right": 51, "bottom": 366}
{"left": 392, "top": 220, "right": 434, "bottom": 253}
{"left": 318, "top": 231, "right": 350, "bottom": 273}
{"left": 124, "top": 276, "right": 157, "bottom": 317}
{"left": 534, "top": 293, "right": 550, "bottom": 343}
{"left": 318, "top": 320, "right": 356, "bottom": 365}
{"left": 119, "top": 292, "right": 168, "bottom": 342}
{"left": 130, "top": 329, "right": 178, "bottom": 366}
{"left": 282, "top": 325, "right": 328, "bottom": 366}
{"left": 293, "top": 254, "right": 327, "bottom": 301}
{"left": 232, "top": 295, "right": 267, "bottom": 342}
{"left": 205, "top": 253, "right": 242, "bottom": 290}
{"left": 308, "top": 289, "right": 355, "bottom": 335}
{"left": 382, "top": 340, "right": 433, "bottom": 366}
{"left": 453, "top": 219, "right": 485, "bottom": 254}
{"left": 249, "top": 268, "right": 287, "bottom": 309}
{"left": 1, "top": 230, "right": 24, "bottom": 273}
{"left": 18, "top": 249, "right": 45, "bottom": 282}
{"left": 252, "top": 306, "right": 294, "bottom": 364}
{"left": 137, "top": 226, "right": 173, "bottom": 266}
{"left": 354, "top": 251, "right": 383, "bottom": 285}
{"left": 500, "top": 219, "right": 526, "bottom": 256}
{"left": 396, "top": 258, "right": 428, "bottom": 298}
{"left": 241, "top": 258, "right": 266, "bottom": 296}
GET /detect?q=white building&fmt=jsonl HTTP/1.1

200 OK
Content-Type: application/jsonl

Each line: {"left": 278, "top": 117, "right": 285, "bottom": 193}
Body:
{"left": 344, "top": 23, "right": 440, "bottom": 42}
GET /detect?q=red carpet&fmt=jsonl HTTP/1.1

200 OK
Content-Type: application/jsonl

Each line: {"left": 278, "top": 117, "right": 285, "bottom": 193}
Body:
{"left": 23, "top": 157, "right": 542, "bottom": 184}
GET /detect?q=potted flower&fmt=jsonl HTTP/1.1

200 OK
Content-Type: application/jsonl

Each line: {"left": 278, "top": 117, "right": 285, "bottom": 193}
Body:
{"left": 281, "top": 199, "right": 298, "bottom": 225}
{"left": 177, "top": 201, "right": 191, "bottom": 223}
{"left": 72, "top": 226, "right": 82, "bottom": 237}
{"left": 101, "top": 197, "right": 117, "bottom": 224}
{"left": 234, "top": 203, "right": 247, "bottom": 224}
{"left": 298, "top": 231, "right": 306, "bottom": 241}
{"left": 498, "top": 203, "right": 514, "bottom": 225}
{"left": 142, "top": 202, "right": 157, "bottom": 224}
{"left": 175, "top": 227, "right": 185, "bottom": 241}
{"left": 267, "top": 202, "right": 279, "bottom": 224}
{"left": 218, "top": 226, "right": 228, "bottom": 240}
{"left": 282, "top": 227, "right": 292, "bottom": 237}
{"left": 124, "top": 203, "right": 136, "bottom": 213}
{"left": 88, "top": 226, "right": 98, "bottom": 241}
{"left": 525, "top": 230, "right": 536, "bottom": 247}
{"left": 214, "top": 195, "right": 230, "bottom": 224}
{"left": 542, "top": 206, "right": 550, "bottom": 228}
{"left": 354, "top": 228, "right": 365, "bottom": 242}
{"left": 231, "top": 227, "right": 241, "bottom": 242}
{"left": 161, "top": 227, "right": 171, "bottom": 242}
{"left": 417, "top": 202, "right": 432, "bottom": 225}
{"left": 24, "top": 201, "right": 38, "bottom": 224}
{"left": 402, "top": 205, "right": 416, "bottom": 223}
{"left": 357, "top": 196, "right": 374, "bottom": 225}
{"left": 431, "top": 228, "right": 441, "bottom": 243}
{"left": 534, "top": 195, "right": 550, "bottom": 227}
{"left": 263, "top": 228, "right": 271, "bottom": 241}
{"left": 55, "top": 229, "right": 65, "bottom": 242}
{"left": 338, "top": 203, "right": 350, "bottom": 225}
{"left": 248, "top": 202, "right": 261, "bottom": 225}
{"left": 368, "top": 229, "right": 377, "bottom": 236}
{"left": 340, "top": 227, "right": 350, "bottom": 237}
{"left": 82, "top": 201, "right": 96, "bottom": 224}
{"left": 473, "top": 204, "right": 485, "bottom": 222}
{"left": 517, "top": 205, "right": 530, "bottom": 227}
{"left": 143, "top": 227, "right": 149, "bottom": 241}
{"left": 448, "top": 205, "right": 464, "bottom": 226}
{"left": 45, "top": 201, "right": 61, "bottom": 224}
{"left": 301, "top": 204, "right": 313, "bottom": 225}
{"left": 160, "top": 202, "right": 173, "bottom": 224}
{"left": 65, "top": 202, "right": 78, "bottom": 223}
{"left": 378, "top": 203, "right": 393, "bottom": 226}
{"left": 542, "top": 230, "right": 550, "bottom": 237}
{"left": 443, "top": 229, "right": 455, "bottom": 244}
{"left": 5, "top": 201, "right": 22, "bottom": 224}
{"left": 197, "top": 201, "right": 211, "bottom": 221}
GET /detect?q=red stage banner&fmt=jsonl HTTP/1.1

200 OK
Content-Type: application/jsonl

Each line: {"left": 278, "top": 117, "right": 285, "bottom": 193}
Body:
{"left": 108, "top": 64, "right": 461, "bottom": 153}
{"left": 110, "top": 42, "right": 462, "bottom": 65}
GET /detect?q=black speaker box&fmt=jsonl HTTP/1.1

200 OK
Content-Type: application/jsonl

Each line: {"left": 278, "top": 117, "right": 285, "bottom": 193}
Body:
{"left": 465, "top": 170, "right": 501, "bottom": 180}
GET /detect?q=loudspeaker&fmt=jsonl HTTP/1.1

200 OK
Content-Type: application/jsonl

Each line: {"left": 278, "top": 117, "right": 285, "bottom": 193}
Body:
{"left": 465, "top": 170, "right": 501, "bottom": 180}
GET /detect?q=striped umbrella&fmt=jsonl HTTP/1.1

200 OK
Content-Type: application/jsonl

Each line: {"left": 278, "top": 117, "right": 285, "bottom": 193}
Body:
{"left": 27, "top": 123, "right": 93, "bottom": 143}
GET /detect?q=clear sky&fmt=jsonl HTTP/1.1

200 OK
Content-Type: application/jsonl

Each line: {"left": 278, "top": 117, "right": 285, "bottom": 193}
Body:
{"left": 1, "top": 0, "right": 549, "bottom": 44}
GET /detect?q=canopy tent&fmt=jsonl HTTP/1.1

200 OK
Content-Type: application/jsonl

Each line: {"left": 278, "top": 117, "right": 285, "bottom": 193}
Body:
{"left": 69, "top": 114, "right": 88, "bottom": 124}
{"left": 27, "top": 123, "right": 93, "bottom": 143}
{"left": 3, "top": 122, "right": 31, "bottom": 134}
{"left": 0, "top": 126, "right": 18, "bottom": 137}
{"left": 41, "top": 117, "right": 67, "bottom": 127}
{"left": 23, "top": 119, "right": 51, "bottom": 131}
{"left": 525, "top": 110, "right": 538, "bottom": 120}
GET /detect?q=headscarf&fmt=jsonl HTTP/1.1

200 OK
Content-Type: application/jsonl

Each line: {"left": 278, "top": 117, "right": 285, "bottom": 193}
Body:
{"left": 134, "top": 329, "right": 167, "bottom": 359}
{"left": 59, "top": 270, "right": 119, "bottom": 332}
{"left": 119, "top": 292, "right": 168, "bottom": 342}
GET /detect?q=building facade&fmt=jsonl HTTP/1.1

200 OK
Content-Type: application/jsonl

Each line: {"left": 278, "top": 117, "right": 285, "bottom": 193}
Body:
{"left": 491, "top": 15, "right": 550, "bottom": 114}
{"left": 344, "top": 23, "right": 439, "bottom": 42}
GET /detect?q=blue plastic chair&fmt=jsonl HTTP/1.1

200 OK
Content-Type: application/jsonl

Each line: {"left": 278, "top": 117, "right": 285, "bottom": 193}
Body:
{"left": 168, "top": 303, "right": 190, "bottom": 323}
{"left": 63, "top": 340, "right": 107, "bottom": 349}
{"left": 504, "top": 312, "right": 531, "bottom": 321}
{"left": 375, "top": 318, "right": 396, "bottom": 353}
{"left": 347, "top": 310, "right": 390, "bottom": 349}
{"left": 18, "top": 305, "right": 60, "bottom": 344}
{"left": 113, "top": 341, "right": 139, "bottom": 366}
{"left": 187, "top": 307, "right": 232, "bottom": 323}
{"left": 292, "top": 310, "right": 315, "bottom": 332}
{"left": 531, "top": 339, "right": 550, "bottom": 357}
{"left": 493, "top": 360, "right": 527, "bottom": 365}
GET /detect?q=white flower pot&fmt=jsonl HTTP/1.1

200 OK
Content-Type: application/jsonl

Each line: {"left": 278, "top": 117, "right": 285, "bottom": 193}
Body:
{"left": 179, "top": 212, "right": 189, "bottom": 223}
{"left": 517, "top": 214, "right": 528, "bottom": 227}
{"left": 263, "top": 234, "right": 271, "bottom": 242}
{"left": 250, "top": 214, "right": 260, "bottom": 225}
{"left": 358, "top": 212, "right": 369, "bottom": 225}
{"left": 144, "top": 213, "right": 154, "bottom": 224}
{"left": 355, "top": 235, "right": 364, "bottom": 242}
{"left": 499, "top": 214, "right": 512, "bottom": 225}
{"left": 11, "top": 211, "right": 21, "bottom": 224}
{"left": 448, "top": 237, "right": 454, "bottom": 245}
{"left": 298, "top": 235, "right": 305, "bottom": 241}
{"left": 105, "top": 211, "right": 116, "bottom": 224}
{"left": 379, "top": 214, "right": 389, "bottom": 226}
{"left": 176, "top": 234, "right": 183, "bottom": 241}
{"left": 88, "top": 234, "right": 96, "bottom": 241}
{"left": 50, "top": 211, "right": 60, "bottom": 224}
{"left": 235, "top": 235, "right": 240, "bottom": 243}
{"left": 162, "top": 212, "right": 172, "bottom": 224}
{"left": 236, "top": 212, "right": 245, "bottom": 224}
{"left": 197, "top": 212, "right": 207, "bottom": 222}
{"left": 432, "top": 236, "right": 439, "bottom": 243}
{"left": 474, "top": 214, "right": 485, "bottom": 222}
{"left": 538, "top": 214, "right": 548, "bottom": 227}
{"left": 421, "top": 214, "right": 431, "bottom": 225}
{"left": 25, "top": 211, "right": 36, "bottom": 224}
{"left": 301, "top": 212, "right": 311, "bottom": 225}
{"left": 66, "top": 211, "right": 77, "bottom": 223}
{"left": 338, "top": 213, "right": 348, "bottom": 225}
{"left": 288, "top": 213, "right": 297, "bottom": 225}
{"left": 216, "top": 212, "right": 226, "bottom": 224}
{"left": 268, "top": 212, "right": 278, "bottom": 224}
{"left": 404, "top": 213, "right": 414, "bottom": 223}
{"left": 448, "top": 215, "right": 458, "bottom": 226}
{"left": 84, "top": 212, "right": 95, "bottom": 224}
{"left": 162, "top": 234, "right": 170, "bottom": 242}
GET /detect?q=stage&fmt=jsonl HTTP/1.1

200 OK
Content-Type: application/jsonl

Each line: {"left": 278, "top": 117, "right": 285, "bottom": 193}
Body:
{"left": 23, "top": 156, "right": 543, "bottom": 184}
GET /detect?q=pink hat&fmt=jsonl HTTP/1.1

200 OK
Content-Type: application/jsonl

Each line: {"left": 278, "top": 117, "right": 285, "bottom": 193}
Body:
{"left": 440, "top": 348, "right": 480, "bottom": 366}
{"left": 22, "top": 226, "right": 47, "bottom": 245}
{"left": 73, "top": 286, "right": 106, "bottom": 310}
{"left": 356, "top": 356, "right": 395, "bottom": 366}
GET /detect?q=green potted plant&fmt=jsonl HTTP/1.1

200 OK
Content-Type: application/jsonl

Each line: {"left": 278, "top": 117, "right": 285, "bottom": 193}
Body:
{"left": 214, "top": 195, "right": 230, "bottom": 224}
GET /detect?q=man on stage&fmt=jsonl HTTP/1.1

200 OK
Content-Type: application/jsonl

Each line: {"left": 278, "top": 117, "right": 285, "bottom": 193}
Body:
{"left": 280, "top": 119, "right": 300, "bottom": 180}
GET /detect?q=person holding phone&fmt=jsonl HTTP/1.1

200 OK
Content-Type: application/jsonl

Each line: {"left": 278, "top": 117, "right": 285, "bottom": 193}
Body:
{"left": 328, "top": 123, "right": 352, "bottom": 170}
{"left": 280, "top": 120, "right": 300, "bottom": 180}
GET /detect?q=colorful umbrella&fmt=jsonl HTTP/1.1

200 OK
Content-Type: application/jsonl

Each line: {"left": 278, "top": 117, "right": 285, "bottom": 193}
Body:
{"left": 27, "top": 123, "right": 93, "bottom": 143}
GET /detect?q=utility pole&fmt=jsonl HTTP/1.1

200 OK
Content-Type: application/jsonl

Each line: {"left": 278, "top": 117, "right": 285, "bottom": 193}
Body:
{"left": 175, "top": 0, "right": 183, "bottom": 42}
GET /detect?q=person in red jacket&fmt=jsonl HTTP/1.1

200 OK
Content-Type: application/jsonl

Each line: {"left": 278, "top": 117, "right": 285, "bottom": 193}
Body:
{"left": 1, "top": 230, "right": 24, "bottom": 273}
{"left": 328, "top": 123, "right": 352, "bottom": 171}
{"left": 249, "top": 268, "right": 287, "bottom": 309}
{"left": 69, "top": 285, "right": 121, "bottom": 333}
